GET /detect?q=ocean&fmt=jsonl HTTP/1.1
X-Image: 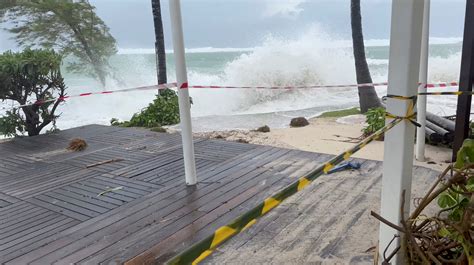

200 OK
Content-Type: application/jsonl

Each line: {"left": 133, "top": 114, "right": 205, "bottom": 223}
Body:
{"left": 0, "top": 35, "right": 464, "bottom": 133}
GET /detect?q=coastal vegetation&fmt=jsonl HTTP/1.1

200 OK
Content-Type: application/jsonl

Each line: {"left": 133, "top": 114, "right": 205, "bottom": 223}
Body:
{"left": 362, "top": 107, "right": 386, "bottom": 137}
{"left": 0, "top": 0, "right": 117, "bottom": 86}
{"left": 111, "top": 88, "right": 179, "bottom": 128}
{"left": 0, "top": 49, "right": 66, "bottom": 137}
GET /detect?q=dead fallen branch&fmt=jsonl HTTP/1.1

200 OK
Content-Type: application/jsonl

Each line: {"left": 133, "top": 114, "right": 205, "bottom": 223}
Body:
{"left": 372, "top": 162, "right": 474, "bottom": 264}
{"left": 86, "top": 159, "right": 124, "bottom": 168}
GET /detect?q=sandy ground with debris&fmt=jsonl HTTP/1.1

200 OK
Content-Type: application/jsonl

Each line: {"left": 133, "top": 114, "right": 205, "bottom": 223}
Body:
{"left": 196, "top": 114, "right": 452, "bottom": 172}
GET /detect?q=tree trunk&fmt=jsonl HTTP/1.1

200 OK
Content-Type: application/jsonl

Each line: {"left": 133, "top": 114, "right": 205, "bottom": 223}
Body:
{"left": 351, "top": 0, "right": 382, "bottom": 113}
{"left": 151, "top": 0, "right": 167, "bottom": 85}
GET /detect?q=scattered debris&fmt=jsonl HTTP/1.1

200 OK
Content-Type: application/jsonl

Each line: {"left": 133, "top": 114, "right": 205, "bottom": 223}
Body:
{"left": 194, "top": 130, "right": 293, "bottom": 148}
{"left": 255, "top": 125, "right": 270, "bottom": 133}
{"left": 97, "top": 186, "right": 123, "bottom": 197}
{"left": 290, "top": 117, "right": 309, "bottom": 127}
{"left": 150, "top": 127, "right": 167, "bottom": 133}
{"left": 236, "top": 139, "right": 249, "bottom": 144}
{"left": 371, "top": 161, "right": 474, "bottom": 264}
{"left": 86, "top": 159, "right": 124, "bottom": 168}
{"left": 327, "top": 162, "right": 361, "bottom": 174}
{"left": 67, "top": 138, "right": 87, "bottom": 151}
{"left": 364, "top": 246, "right": 376, "bottom": 253}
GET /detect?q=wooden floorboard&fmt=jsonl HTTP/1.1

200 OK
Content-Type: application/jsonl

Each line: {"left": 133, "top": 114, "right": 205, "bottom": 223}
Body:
{"left": 0, "top": 202, "right": 80, "bottom": 264}
{"left": 0, "top": 124, "right": 442, "bottom": 264}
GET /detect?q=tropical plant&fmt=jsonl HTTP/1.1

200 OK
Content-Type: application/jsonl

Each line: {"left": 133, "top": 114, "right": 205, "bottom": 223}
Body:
{"left": 350, "top": 0, "right": 382, "bottom": 113}
{"left": 0, "top": 49, "right": 66, "bottom": 137}
{"left": 151, "top": 0, "right": 167, "bottom": 85}
{"left": 111, "top": 88, "right": 179, "bottom": 128}
{"left": 0, "top": 0, "right": 117, "bottom": 86}
{"left": 362, "top": 107, "right": 385, "bottom": 136}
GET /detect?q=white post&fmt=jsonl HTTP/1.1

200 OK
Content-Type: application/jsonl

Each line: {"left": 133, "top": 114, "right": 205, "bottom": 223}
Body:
{"left": 415, "top": 0, "right": 431, "bottom": 162}
{"left": 169, "top": 0, "right": 197, "bottom": 185}
{"left": 378, "top": 1, "right": 424, "bottom": 264}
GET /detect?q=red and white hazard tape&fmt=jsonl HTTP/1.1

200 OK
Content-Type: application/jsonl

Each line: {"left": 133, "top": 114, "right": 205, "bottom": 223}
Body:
{"left": 0, "top": 82, "right": 177, "bottom": 111}
{"left": 187, "top": 82, "right": 389, "bottom": 90}
{"left": 185, "top": 81, "right": 459, "bottom": 90}
{"left": 0, "top": 81, "right": 461, "bottom": 112}
{"left": 425, "top": 82, "right": 458, "bottom": 88}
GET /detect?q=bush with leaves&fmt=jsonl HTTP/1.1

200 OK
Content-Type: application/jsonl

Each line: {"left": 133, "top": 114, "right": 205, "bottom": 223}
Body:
{"left": 362, "top": 107, "right": 386, "bottom": 137}
{"left": 0, "top": 49, "right": 66, "bottom": 137}
{"left": 0, "top": 0, "right": 117, "bottom": 86}
{"left": 111, "top": 88, "right": 179, "bottom": 128}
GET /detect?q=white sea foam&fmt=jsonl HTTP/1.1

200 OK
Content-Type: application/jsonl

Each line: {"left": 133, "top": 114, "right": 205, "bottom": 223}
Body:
{"left": 186, "top": 29, "right": 462, "bottom": 120}
{"left": 117, "top": 37, "right": 462, "bottom": 55}
{"left": 118, "top": 47, "right": 255, "bottom": 54}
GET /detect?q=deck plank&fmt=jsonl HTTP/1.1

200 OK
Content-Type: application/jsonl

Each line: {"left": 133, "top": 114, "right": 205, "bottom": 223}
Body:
{"left": 0, "top": 124, "right": 442, "bottom": 265}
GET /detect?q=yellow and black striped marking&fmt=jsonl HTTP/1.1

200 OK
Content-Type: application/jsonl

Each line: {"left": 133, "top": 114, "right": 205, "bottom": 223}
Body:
{"left": 419, "top": 91, "right": 465, "bottom": 96}
{"left": 385, "top": 95, "right": 421, "bottom": 128}
{"left": 166, "top": 117, "right": 404, "bottom": 265}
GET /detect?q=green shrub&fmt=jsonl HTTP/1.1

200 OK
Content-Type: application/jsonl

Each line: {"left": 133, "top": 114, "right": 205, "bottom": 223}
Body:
{"left": 362, "top": 107, "right": 386, "bottom": 136}
{"left": 111, "top": 88, "right": 179, "bottom": 128}
{"left": 0, "top": 49, "right": 66, "bottom": 136}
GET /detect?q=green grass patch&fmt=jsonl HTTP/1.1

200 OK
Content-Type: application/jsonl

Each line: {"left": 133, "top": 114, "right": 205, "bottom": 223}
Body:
{"left": 318, "top": 107, "right": 361, "bottom": 118}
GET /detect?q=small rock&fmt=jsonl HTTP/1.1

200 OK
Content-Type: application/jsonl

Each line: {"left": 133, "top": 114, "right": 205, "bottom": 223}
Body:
{"left": 290, "top": 117, "right": 309, "bottom": 127}
{"left": 256, "top": 125, "right": 270, "bottom": 133}
{"left": 236, "top": 139, "right": 249, "bottom": 144}
{"left": 215, "top": 134, "right": 224, "bottom": 139}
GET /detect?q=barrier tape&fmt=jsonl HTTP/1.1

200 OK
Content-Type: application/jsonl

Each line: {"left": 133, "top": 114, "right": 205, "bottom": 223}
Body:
{"left": 0, "top": 81, "right": 462, "bottom": 112}
{"left": 166, "top": 116, "right": 405, "bottom": 265}
{"left": 385, "top": 95, "right": 421, "bottom": 128}
{"left": 419, "top": 91, "right": 474, "bottom": 96}
{"left": 0, "top": 82, "right": 178, "bottom": 111}
{"left": 188, "top": 81, "right": 389, "bottom": 90}
{"left": 187, "top": 82, "right": 460, "bottom": 90}
{"left": 425, "top": 82, "right": 459, "bottom": 88}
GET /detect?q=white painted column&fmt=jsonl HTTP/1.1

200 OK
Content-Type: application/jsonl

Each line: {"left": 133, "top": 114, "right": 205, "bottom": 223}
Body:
{"left": 169, "top": 0, "right": 197, "bottom": 185}
{"left": 378, "top": 1, "right": 424, "bottom": 264}
{"left": 415, "top": 0, "right": 431, "bottom": 162}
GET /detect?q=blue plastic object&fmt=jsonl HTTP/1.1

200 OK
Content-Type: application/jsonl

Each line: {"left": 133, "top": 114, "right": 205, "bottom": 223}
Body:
{"left": 327, "top": 162, "right": 361, "bottom": 174}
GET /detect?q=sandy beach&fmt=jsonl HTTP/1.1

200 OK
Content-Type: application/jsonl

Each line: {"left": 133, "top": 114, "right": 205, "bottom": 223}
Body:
{"left": 196, "top": 114, "right": 452, "bottom": 172}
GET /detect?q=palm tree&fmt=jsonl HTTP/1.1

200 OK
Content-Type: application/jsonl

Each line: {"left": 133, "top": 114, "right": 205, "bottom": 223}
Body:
{"left": 151, "top": 0, "right": 167, "bottom": 85}
{"left": 351, "top": 0, "right": 382, "bottom": 113}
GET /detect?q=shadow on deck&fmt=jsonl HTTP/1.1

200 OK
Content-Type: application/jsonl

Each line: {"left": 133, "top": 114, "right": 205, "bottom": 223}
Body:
{"left": 0, "top": 124, "right": 346, "bottom": 264}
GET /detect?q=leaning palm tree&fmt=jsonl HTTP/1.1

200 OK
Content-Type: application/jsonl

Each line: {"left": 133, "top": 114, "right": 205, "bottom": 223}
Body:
{"left": 151, "top": 0, "right": 167, "bottom": 85}
{"left": 351, "top": 0, "right": 382, "bottom": 113}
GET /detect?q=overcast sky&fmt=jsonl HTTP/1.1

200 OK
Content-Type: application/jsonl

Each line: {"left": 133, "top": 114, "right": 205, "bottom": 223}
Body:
{"left": 0, "top": 0, "right": 467, "bottom": 51}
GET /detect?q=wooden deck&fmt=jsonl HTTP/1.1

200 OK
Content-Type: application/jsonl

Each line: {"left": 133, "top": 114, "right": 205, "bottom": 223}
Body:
{"left": 205, "top": 162, "right": 441, "bottom": 264}
{"left": 0, "top": 124, "right": 344, "bottom": 264}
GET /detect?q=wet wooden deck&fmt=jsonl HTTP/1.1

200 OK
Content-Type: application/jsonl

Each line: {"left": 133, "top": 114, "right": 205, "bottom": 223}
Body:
{"left": 0, "top": 124, "right": 344, "bottom": 264}
{"left": 205, "top": 162, "right": 441, "bottom": 265}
